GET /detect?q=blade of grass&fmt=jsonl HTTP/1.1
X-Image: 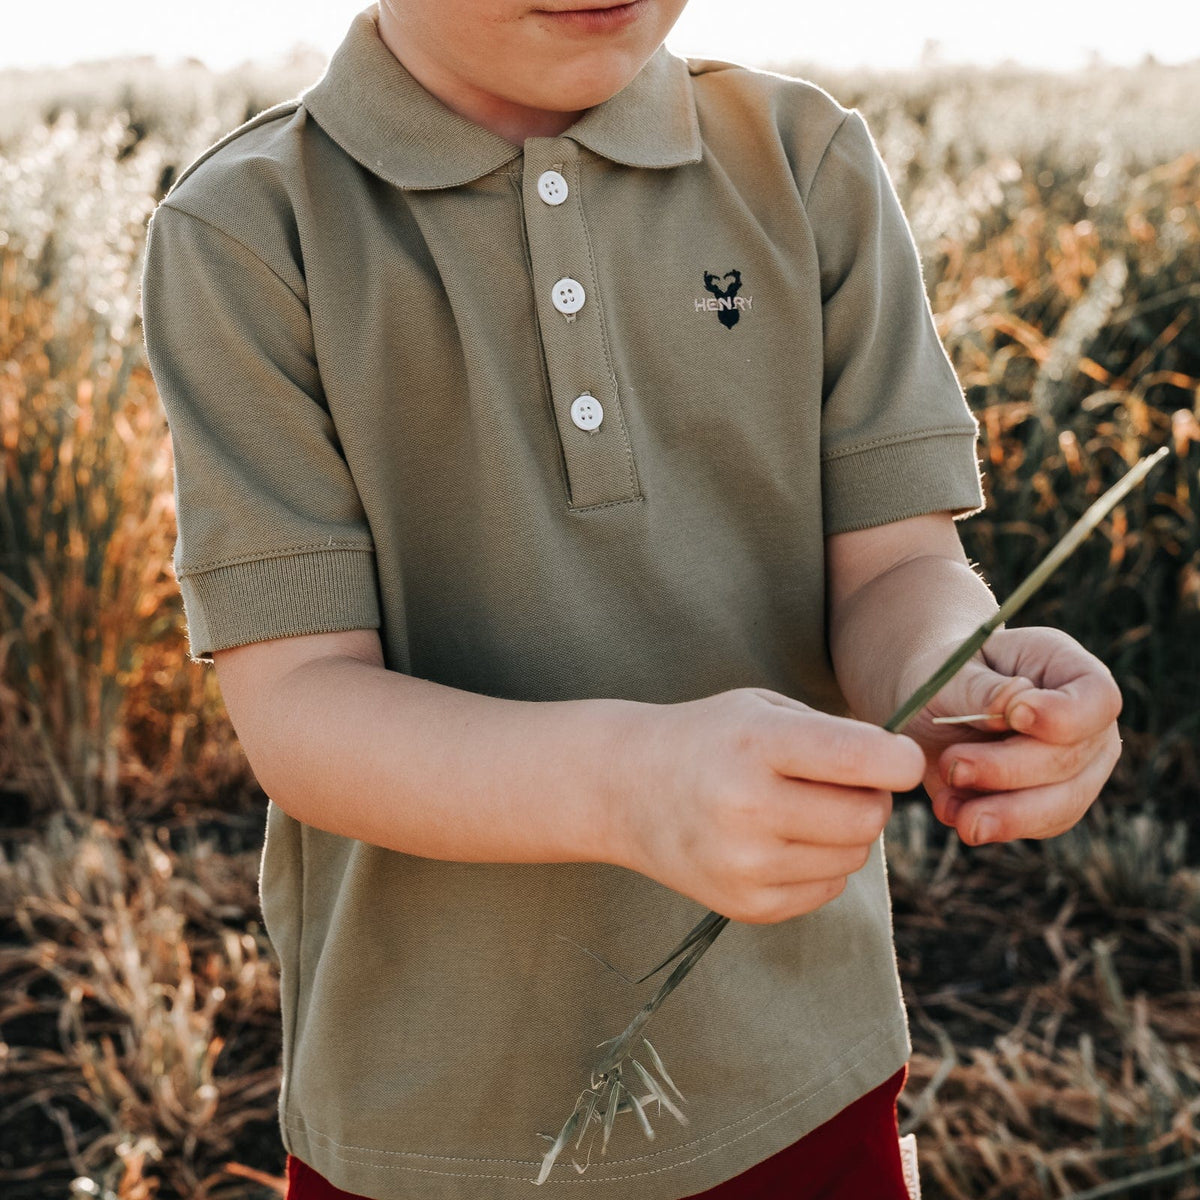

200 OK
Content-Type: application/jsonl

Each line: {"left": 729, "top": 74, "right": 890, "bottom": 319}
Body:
{"left": 631, "top": 909, "right": 728, "bottom": 985}
{"left": 641, "top": 1037, "right": 686, "bottom": 1105}
{"left": 884, "top": 446, "right": 1169, "bottom": 734}
{"left": 534, "top": 1108, "right": 582, "bottom": 1186}
{"left": 601, "top": 1077, "right": 621, "bottom": 1152}
{"left": 630, "top": 1057, "right": 688, "bottom": 1124}
{"left": 627, "top": 1089, "right": 656, "bottom": 1141}
{"left": 593, "top": 916, "right": 730, "bottom": 1077}
{"left": 575, "top": 1087, "right": 602, "bottom": 1150}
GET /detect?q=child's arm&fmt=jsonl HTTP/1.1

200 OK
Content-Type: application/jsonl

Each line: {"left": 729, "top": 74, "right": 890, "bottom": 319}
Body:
{"left": 827, "top": 511, "right": 1123, "bottom": 846}
{"left": 213, "top": 626, "right": 927, "bottom": 926}
{"left": 213, "top": 628, "right": 637, "bottom": 866}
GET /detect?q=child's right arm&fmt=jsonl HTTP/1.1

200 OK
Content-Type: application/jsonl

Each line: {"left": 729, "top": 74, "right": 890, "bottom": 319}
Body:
{"left": 214, "top": 627, "right": 924, "bottom": 925}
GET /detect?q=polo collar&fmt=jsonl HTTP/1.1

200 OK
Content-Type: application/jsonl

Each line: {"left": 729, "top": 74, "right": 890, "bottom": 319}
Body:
{"left": 302, "top": 3, "right": 702, "bottom": 191}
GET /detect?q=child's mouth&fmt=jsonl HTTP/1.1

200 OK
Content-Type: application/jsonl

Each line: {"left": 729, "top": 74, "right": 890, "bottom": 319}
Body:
{"left": 533, "top": 0, "right": 650, "bottom": 34}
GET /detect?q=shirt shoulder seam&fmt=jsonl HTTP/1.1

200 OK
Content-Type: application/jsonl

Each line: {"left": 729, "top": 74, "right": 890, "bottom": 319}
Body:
{"left": 168, "top": 98, "right": 303, "bottom": 194}
{"left": 154, "top": 202, "right": 308, "bottom": 309}
{"left": 802, "top": 108, "right": 855, "bottom": 209}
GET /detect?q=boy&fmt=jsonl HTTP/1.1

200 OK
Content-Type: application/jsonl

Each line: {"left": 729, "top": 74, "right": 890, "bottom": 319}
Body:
{"left": 139, "top": 1, "right": 1122, "bottom": 1197}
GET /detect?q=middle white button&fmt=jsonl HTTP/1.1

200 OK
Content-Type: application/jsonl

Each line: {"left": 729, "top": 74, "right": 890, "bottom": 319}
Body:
{"left": 552, "top": 278, "right": 586, "bottom": 315}
{"left": 537, "top": 170, "right": 569, "bottom": 205}
{"left": 570, "top": 393, "right": 604, "bottom": 431}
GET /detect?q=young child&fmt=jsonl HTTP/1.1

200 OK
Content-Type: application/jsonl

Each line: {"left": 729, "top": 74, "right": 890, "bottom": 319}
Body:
{"left": 140, "top": 2, "right": 1123, "bottom": 1197}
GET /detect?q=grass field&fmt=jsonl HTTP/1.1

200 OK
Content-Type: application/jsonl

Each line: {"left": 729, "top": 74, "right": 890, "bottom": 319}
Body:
{"left": 1, "top": 50, "right": 1199, "bottom": 1200}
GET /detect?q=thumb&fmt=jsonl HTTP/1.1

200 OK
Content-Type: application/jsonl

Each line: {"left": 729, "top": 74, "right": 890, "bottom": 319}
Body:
{"left": 940, "top": 658, "right": 1036, "bottom": 730}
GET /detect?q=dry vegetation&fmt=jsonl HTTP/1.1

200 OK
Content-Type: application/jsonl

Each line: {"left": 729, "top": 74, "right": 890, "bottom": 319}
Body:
{"left": 2, "top": 48, "right": 1199, "bottom": 1200}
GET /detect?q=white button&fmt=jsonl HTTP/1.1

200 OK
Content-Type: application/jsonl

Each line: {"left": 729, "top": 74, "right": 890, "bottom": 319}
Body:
{"left": 551, "top": 278, "right": 586, "bottom": 315}
{"left": 570, "top": 393, "right": 604, "bottom": 431}
{"left": 537, "top": 170, "right": 569, "bottom": 206}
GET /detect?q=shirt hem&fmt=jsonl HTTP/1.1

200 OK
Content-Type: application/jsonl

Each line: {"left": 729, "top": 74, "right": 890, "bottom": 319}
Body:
{"left": 278, "top": 1020, "right": 911, "bottom": 1196}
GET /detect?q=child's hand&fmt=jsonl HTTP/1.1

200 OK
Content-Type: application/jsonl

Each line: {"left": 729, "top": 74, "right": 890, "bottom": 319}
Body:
{"left": 903, "top": 627, "right": 1123, "bottom": 846}
{"left": 611, "top": 688, "right": 926, "bottom": 924}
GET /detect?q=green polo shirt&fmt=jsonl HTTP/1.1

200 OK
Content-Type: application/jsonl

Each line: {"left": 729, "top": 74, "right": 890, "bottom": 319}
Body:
{"left": 141, "top": 4, "right": 983, "bottom": 1196}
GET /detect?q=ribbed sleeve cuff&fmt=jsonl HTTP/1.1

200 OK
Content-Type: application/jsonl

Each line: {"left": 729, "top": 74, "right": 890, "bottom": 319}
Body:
{"left": 822, "top": 429, "right": 985, "bottom": 535}
{"left": 177, "top": 547, "right": 381, "bottom": 662}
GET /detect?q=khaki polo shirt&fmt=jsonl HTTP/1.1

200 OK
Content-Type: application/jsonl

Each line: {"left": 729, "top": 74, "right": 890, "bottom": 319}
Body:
{"left": 141, "top": 5, "right": 983, "bottom": 1197}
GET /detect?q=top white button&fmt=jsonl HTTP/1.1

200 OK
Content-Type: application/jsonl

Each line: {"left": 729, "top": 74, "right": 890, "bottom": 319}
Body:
{"left": 537, "top": 170, "right": 569, "bottom": 206}
{"left": 551, "top": 278, "right": 586, "bottom": 315}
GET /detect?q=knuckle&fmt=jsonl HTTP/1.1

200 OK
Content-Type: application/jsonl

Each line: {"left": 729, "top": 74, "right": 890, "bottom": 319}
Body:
{"left": 1075, "top": 735, "right": 1105, "bottom": 775}
{"left": 713, "top": 778, "right": 769, "bottom": 830}
{"left": 724, "top": 704, "right": 773, "bottom": 760}
{"left": 1105, "top": 678, "right": 1125, "bottom": 722}
{"left": 792, "top": 877, "right": 846, "bottom": 917}
{"left": 827, "top": 728, "right": 864, "bottom": 778}
{"left": 723, "top": 842, "right": 770, "bottom": 885}
{"left": 731, "top": 716, "right": 760, "bottom": 757}
{"left": 1104, "top": 727, "right": 1124, "bottom": 769}
{"left": 820, "top": 876, "right": 849, "bottom": 907}
{"left": 985, "top": 757, "right": 1016, "bottom": 791}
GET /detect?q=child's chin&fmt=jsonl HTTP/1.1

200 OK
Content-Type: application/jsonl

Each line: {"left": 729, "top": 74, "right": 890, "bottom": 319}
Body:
{"left": 521, "top": 59, "right": 643, "bottom": 110}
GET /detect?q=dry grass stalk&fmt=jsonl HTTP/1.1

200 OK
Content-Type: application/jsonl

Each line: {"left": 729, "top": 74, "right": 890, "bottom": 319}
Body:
{"left": 0, "top": 815, "right": 283, "bottom": 1198}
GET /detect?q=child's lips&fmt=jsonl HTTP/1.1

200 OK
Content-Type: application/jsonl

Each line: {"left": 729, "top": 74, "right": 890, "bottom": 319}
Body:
{"left": 533, "top": 0, "right": 650, "bottom": 33}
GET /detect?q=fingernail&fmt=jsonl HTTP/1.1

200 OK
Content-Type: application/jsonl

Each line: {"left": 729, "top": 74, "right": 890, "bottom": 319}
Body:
{"left": 949, "top": 759, "right": 975, "bottom": 789}
{"left": 1009, "top": 703, "right": 1035, "bottom": 732}
{"left": 972, "top": 816, "right": 998, "bottom": 844}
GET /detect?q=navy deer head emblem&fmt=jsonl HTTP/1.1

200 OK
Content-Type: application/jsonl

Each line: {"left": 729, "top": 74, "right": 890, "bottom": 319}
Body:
{"left": 703, "top": 269, "right": 744, "bottom": 329}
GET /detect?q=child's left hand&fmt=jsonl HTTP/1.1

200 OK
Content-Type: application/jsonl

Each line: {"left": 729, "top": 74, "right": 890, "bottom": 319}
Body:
{"left": 902, "top": 626, "right": 1124, "bottom": 845}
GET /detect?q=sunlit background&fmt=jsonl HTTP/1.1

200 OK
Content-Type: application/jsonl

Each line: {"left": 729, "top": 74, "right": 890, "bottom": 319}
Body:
{"left": 4, "top": 1, "right": 1200, "bottom": 1198}
{"left": 7, "top": 0, "right": 1200, "bottom": 73}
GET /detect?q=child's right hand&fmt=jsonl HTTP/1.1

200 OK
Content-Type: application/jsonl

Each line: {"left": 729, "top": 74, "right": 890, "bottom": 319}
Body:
{"left": 610, "top": 688, "right": 925, "bottom": 925}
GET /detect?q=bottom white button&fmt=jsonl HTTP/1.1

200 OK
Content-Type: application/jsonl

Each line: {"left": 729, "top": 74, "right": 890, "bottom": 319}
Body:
{"left": 570, "top": 393, "right": 603, "bottom": 431}
{"left": 552, "top": 277, "right": 586, "bottom": 314}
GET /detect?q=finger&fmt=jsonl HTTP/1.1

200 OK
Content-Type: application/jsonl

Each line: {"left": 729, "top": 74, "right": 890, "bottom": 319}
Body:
{"left": 999, "top": 675, "right": 1124, "bottom": 746}
{"left": 941, "top": 728, "right": 1121, "bottom": 845}
{"left": 765, "top": 777, "right": 895, "bottom": 847}
{"left": 933, "top": 662, "right": 1036, "bottom": 728}
{"left": 745, "top": 687, "right": 815, "bottom": 712}
{"left": 747, "top": 837, "right": 876, "bottom": 887}
{"left": 736, "top": 876, "right": 851, "bottom": 925}
{"left": 982, "top": 629, "right": 1124, "bottom": 743}
{"left": 938, "top": 726, "right": 1117, "bottom": 793}
{"left": 761, "top": 708, "right": 925, "bottom": 792}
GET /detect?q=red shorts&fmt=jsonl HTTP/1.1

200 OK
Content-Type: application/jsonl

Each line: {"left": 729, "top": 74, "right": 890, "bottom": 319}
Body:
{"left": 285, "top": 1063, "right": 912, "bottom": 1199}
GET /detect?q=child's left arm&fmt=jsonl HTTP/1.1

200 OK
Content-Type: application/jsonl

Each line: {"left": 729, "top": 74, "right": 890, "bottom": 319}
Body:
{"left": 826, "top": 510, "right": 1123, "bottom": 846}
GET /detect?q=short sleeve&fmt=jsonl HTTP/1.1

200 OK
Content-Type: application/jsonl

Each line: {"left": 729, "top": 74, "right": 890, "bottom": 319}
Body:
{"left": 141, "top": 203, "right": 381, "bottom": 663}
{"left": 807, "top": 109, "right": 984, "bottom": 535}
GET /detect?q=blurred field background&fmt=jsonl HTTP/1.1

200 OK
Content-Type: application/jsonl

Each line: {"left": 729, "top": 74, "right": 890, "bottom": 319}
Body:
{"left": 1, "top": 48, "right": 1199, "bottom": 1200}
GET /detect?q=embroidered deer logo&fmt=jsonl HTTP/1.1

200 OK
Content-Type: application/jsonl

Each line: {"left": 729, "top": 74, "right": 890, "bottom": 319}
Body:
{"left": 702, "top": 269, "right": 744, "bottom": 329}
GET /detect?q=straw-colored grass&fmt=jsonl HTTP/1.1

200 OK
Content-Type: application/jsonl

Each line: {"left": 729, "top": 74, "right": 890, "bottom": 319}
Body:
{"left": 1, "top": 51, "right": 1198, "bottom": 1200}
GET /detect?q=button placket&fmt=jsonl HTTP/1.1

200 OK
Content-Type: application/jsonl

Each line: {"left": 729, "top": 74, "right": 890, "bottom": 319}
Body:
{"left": 522, "top": 143, "right": 642, "bottom": 509}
